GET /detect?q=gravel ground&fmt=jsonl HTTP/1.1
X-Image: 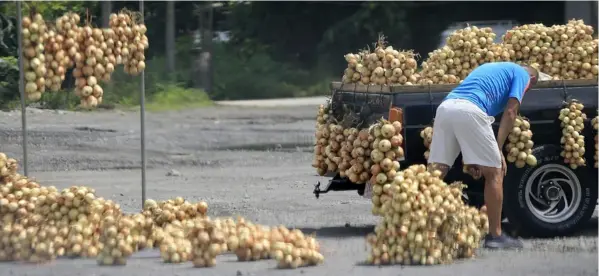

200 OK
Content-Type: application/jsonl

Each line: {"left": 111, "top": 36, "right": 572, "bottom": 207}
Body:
{"left": 0, "top": 105, "right": 597, "bottom": 276}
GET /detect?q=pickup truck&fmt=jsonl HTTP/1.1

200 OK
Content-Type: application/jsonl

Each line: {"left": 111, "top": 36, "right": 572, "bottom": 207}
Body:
{"left": 314, "top": 79, "right": 598, "bottom": 237}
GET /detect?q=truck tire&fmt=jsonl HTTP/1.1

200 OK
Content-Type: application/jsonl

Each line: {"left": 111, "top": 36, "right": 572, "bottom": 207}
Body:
{"left": 503, "top": 144, "right": 597, "bottom": 237}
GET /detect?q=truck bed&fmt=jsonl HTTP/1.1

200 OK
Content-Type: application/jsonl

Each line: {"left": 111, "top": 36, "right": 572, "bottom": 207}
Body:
{"left": 324, "top": 79, "right": 598, "bottom": 196}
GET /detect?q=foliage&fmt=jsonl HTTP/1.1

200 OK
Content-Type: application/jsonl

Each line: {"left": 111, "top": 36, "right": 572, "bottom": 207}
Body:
{"left": 0, "top": 56, "right": 18, "bottom": 109}
{"left": 0, "top": 1, "right": 98, "bottom": 20}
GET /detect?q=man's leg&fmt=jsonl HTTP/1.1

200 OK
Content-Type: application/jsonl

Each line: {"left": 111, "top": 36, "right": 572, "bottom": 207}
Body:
{"left": 453, "top": 100, "right": 523, "bottom": 249}
{"left": 478, "top": 166, "right": 503, "bottom": 237}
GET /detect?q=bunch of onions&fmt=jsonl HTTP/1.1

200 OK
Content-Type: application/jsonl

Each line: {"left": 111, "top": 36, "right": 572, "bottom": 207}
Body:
{"left": 97, "top": 215, "right": 135, "bottom": 266}
{"left": 502, "top": 20, "right": 598, "bottom": 80}
{"left": 158, "top": 222, "right": 193, "bottom": 263}
{"left": 343, "top": 35, "right": 420, "bottom": 86}
{"left": 232, "top": 218, "right": 272, "bottom": 261}
{"left": 109, "top": 12, "right": 148, "bottom": 76}
{"left": 21, "top": 13, "right": 48, "bottom": 101}
{"left": 420, "top": 126, "right": 433, "bottom": 160}
{"left": 142, "top": 198, "right": 208, "bottom": 228}
{"left": 188, "top": 218, "right": 226, "bottom": 268}
{"left": 559, "top": 100, "right": 587, "bottom": 169}
{"left": 338, "top": 127, "right": 372, "bottom": 184}
{"left": 419, "top": 26, "right": 509, "bottom": 85}
{"left": 42, "top": 29, "right": 69, "bottom": 92}
{"left": 369, "top": 119, "right": 405, "bottom": 216}
{"left": 313, "top": 103, "right": 332, "bottom": 176}
{"left": 365, "top": 165, "right": 489, "bottom": 266}
{"left": 505, "top": 116, "right": 537, "bottom": 168}
{"left": 270, "top": 227, "right": 324, "bottom": 269}
{"left": 71, "top": 25, "right": 101, "bottom": 108}
{"left": 0, "top": 153, "right": 18, "bottom": 177}
{"left": 321, "top": 123, "right": 344, "bottom": 174}
{"left": 592, "top": 115, "right": 598, "bottom": 168}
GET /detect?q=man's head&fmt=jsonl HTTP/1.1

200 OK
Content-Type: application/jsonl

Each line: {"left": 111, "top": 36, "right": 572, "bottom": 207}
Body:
{"left": 521, "top": 65, "right": 539, "bottom": 86}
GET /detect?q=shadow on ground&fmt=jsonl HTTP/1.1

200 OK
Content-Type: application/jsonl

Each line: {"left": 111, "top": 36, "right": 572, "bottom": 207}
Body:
{"left": 297, "top": 225, "right": 374, "bottom": 238}
{"left": 295, "top": 216, "right": 597, "bottom": 240}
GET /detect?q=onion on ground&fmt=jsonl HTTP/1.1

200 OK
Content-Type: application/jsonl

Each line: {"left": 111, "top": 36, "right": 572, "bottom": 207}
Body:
{"left": 559, "top": 100, "right": 587, "bottom": 169}
{"left": 364, "top": 164, "right": 489, "bottom": 266}
{"left": 0, "top": 152, "right": 324, "bottom": 269}
{"left": 505, "top": 116, "right": 537, "bottom": 168}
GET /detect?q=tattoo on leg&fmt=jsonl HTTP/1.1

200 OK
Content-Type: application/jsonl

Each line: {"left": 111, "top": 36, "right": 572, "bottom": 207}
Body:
{"left": 427, "top": 163, "right": 450, "bottom": 178}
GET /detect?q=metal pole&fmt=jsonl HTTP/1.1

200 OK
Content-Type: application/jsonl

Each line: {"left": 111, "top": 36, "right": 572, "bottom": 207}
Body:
{"left": 16, "top": 1, "right": 28, "bottom": 177}
{"left": 139, "top": 0, "right": 147, "bottom": 206}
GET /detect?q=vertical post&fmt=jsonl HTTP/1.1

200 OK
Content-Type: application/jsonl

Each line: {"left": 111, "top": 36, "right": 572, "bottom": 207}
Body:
{"left": 101, "top": 1, "right": 112, "bottom": 28}
{"left": 139, "top": 0, "right": 147, "bottom": 207}
{"left": 16, "top": 1, "right": 28, "bottom": 176}
{"left": 166, "top": 1, "right": 176, "bottom": 75}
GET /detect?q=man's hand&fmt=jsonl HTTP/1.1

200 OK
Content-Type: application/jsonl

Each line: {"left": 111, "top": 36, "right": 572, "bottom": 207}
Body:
{"left": 500, "top": 153, "right": 507, "bottom": 176}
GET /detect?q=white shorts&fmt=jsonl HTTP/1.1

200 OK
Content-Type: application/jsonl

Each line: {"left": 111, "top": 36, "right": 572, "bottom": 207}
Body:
{"left": 428, "top": 99, "right": 502, "bottom": 168}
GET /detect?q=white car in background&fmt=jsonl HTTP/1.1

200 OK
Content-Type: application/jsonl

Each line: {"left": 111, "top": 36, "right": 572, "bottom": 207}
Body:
{"left": 438, "top": 20, "right": 520, "bottom": 49}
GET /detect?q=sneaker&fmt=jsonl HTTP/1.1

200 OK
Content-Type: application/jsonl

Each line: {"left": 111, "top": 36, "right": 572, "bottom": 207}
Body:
{"left": 483, "top": 233, "right": 524, "bottom": 250}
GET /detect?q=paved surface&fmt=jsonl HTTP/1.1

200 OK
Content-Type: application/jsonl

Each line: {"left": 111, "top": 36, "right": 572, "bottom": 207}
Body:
{"left": 0, "top": 105, "right": 597, "bottom": 276}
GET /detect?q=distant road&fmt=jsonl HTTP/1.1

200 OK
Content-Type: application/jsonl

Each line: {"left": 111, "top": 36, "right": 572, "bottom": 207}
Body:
{"left": 215, "top": 96, "right": 328, "bottom": 107}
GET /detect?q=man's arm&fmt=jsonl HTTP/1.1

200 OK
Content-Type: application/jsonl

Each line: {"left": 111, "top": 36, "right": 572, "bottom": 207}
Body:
{"left": 497, "top": 98, "right": 520, "bottom": 151}
{"left": 497, "top": 68, "right": 530, "bottom": 150}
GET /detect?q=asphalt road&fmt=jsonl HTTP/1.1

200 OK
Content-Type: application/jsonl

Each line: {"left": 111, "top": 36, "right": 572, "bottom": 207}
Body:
{"left": 0, "top": 103, "right": 596, "bottom": 276}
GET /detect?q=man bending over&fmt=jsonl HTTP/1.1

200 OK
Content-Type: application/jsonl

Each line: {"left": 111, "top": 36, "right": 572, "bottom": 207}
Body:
{"left": 427, "top": 62, "right": 539, "bottom": 249}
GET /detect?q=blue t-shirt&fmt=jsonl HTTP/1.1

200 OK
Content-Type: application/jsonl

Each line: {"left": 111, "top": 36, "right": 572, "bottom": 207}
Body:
{"left": 445, "top": 62, "right": 531, "bottom": 116}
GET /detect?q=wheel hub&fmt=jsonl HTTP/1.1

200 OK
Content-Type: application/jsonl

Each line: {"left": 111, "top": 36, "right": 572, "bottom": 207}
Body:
{"left": 524, "top": 164, "right": 582, "bottom": 224}
{"left": 543, "top": 183, "right": 561, "bottom": 201}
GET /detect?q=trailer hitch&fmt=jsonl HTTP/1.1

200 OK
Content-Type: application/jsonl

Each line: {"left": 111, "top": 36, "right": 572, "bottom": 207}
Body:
{"left": 313, "top": 181, "right": 331, "bottom": 199}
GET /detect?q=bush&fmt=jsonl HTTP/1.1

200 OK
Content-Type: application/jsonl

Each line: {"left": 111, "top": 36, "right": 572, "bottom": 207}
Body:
{"left": 211, "top": 42, "right": 331, "bottom": 100}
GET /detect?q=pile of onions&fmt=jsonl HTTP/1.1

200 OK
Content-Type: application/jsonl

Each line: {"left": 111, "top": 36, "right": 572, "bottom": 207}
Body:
{"left": 142, "top": 198, "right": 208, "bottom": 227}
{"left": 342, "top": 35, "right": 419, "bottom": 85}
{"left": 313, "top": 103, "right": 331, "bottom": 176}
{"left": 420, "top": 126, "right": 433, "bottom": 160}
{"left": 505, "top": 116, "right": 537, "bottom": 168}
{"left": 158, "top": 222, "right": 193, "bottom": 263}
{"left": 131, "top": 213, "right": 156, "bottom": 250}
{"left": 97, "top": 215, "right": 135, "bottom": 265}
{"left": 21, "top": 13, "right": 48, "bottom": 101}
{"left": 368, "top": 119, "right": 405, "bottom": 216}
{"left": 502, "top": 20, "right": 598, "bottom": 80}
{"left": 592, "top": 115, "right": 598, "bottom": 168}
{"left": 270, "top": 227, "right": 324, "bottom": 269}
{"left": 559, "top": 100, "right": 587, "bottom": 169}
{"left": 232, "top": 218, "right": 272, "bottom": 261}
{"left": 189, "top": 218, "right": 226, "bottom": 268}
{"left": 0, "top": 153, "right": 325, "bottom": 269}
{"left": 365, "top": 164, "right": 489, "bottom": 265}
{"left": 419, "top": 26, "right": 510, "bottom": 85}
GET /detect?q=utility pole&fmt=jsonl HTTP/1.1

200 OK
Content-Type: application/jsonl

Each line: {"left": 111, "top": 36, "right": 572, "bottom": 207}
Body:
{"left": 194, "top": 2, "right": 213, "bottom": 94}
{"left": 101, "top": 1, "right": 112, "bottom": 28}
{"left": 166, "top": 1, "right": 176, "bottom": 76}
